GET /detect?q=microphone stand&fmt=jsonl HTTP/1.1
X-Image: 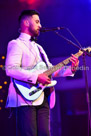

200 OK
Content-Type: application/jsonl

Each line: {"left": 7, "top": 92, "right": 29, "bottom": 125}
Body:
{"left": 54, "top": 30, "right": 91, "bottom": 136}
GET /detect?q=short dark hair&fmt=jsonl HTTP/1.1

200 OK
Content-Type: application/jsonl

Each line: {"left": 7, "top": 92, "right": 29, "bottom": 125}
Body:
{"left": 18, "top": 9, "right": 39, "bottom": 24}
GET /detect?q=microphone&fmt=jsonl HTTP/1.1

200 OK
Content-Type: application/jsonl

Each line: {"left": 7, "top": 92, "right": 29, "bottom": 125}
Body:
{"left": 40, "top": 27, "right": 64, "bottom": 32}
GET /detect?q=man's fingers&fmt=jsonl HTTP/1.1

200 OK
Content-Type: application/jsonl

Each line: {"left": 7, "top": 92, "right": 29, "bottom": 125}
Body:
{"left": 37, "top": 73, "right": 51, "bottom": 85}
{"left": 70, "top": 54, "right": 79, "bottom": 66}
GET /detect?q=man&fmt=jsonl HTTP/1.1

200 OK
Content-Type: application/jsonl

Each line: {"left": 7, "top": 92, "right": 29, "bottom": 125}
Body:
{"left": 5, "top": 10, "right": 79, "bottom": 136}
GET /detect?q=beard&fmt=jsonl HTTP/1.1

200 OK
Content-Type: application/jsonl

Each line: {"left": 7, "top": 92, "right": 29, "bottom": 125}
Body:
{"left": 29, "top": 27, "right": 40, "bottom": 37}
{"left": 34, "top": 29, "right": 40, "bottom": 37}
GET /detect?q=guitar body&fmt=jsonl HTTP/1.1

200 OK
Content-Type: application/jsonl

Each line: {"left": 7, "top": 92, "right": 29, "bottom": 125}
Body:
{"left": 13, "top": 79, "right": 57, "bottom": 101}
{"left": 13, "top": 62, "right": 57, "bottom": 101}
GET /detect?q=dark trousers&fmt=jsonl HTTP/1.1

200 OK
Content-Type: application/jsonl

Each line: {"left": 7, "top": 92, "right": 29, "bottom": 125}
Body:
{"left": 15, "top": 96, "right": 50, "bottom": 136}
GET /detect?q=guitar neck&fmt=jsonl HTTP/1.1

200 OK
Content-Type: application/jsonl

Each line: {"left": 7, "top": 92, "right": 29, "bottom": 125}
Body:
{"left": 44, "top": 51, "right": 82, "bottom": 76}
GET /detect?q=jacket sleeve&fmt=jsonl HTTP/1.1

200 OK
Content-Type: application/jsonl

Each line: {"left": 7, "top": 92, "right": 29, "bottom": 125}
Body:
{"left": 5, "top": 40, "right": 41, "bottom": 84}
{"left": 52, "top": 65, "right": 74, "bottom": 77}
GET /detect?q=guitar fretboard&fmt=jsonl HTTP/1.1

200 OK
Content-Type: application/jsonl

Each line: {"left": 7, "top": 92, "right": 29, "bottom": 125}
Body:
{"left": 44, "top": 50, "right": 83, "bottom": 76}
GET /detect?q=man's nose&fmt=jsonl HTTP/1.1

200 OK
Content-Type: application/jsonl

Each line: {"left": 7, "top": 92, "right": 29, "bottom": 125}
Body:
{"left": 39, "top": 23, "right": 42, "bottom": 28}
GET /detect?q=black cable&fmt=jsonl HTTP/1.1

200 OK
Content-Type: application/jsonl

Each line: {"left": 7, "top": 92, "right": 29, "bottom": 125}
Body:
{"left": 65, "top": 27, "right": 82, "bottom": 49}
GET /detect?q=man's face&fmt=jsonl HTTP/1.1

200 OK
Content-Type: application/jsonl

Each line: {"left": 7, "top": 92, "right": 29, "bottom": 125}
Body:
{"left": 28, "top": 14, "right": 42, "bottom": 37}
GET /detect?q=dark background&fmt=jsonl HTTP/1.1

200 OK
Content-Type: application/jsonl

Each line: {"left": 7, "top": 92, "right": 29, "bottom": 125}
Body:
{"left": 0, "top": 0, "right": 91, "bottom": 136}
{"left": 0, "top": 0, "right": 91, "bottom": 57}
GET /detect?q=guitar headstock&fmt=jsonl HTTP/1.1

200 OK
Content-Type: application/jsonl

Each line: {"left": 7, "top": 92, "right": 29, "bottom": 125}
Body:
{"left": 75, "top": 47, "right": 91, "bottom": 58}
{"left": 84, "top": 47, "right": 91, "bottom": 53}
{"left": 79, "top": 47, "right": 91, "bottom": 55}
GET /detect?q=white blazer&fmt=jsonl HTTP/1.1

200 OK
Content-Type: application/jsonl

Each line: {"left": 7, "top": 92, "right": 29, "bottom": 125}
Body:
{"left": 5, "top": 33, "right": 73, "bottom": 109}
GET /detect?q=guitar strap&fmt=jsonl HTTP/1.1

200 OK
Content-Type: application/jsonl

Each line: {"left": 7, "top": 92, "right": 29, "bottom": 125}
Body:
{"left": 30, "top": 36, "right": 48, "bottom": 67}
{"left": 37, "top": 46, "right": 48, "bottom": 68}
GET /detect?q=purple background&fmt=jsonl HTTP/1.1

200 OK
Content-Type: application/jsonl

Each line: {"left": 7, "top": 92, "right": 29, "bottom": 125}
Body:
{"left": 0, "top": 0, "right": 91, "bottom": 136}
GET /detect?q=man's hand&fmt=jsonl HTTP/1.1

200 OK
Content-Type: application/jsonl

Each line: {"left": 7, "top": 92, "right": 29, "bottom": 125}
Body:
{"left": 70, "top": 54, "right": 79, "bottom": 73}
{"left": 37, "top": 73, "right": 51, "bottom": 85}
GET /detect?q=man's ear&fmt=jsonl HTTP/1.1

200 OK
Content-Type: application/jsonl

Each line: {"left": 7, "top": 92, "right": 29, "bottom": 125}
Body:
{"left": 24, "top": 20, "right": 29, "bottom": 27}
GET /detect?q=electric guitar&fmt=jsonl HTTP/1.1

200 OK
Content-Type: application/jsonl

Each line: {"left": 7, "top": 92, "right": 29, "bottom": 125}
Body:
{"left": 13, "top": 47, "right": 91, "bottom": 101}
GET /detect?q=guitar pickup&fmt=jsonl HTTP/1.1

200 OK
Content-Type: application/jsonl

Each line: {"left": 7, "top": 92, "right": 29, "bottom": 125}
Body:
{"left": 29, "top": 87, "right": 42, "bottom": 96}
